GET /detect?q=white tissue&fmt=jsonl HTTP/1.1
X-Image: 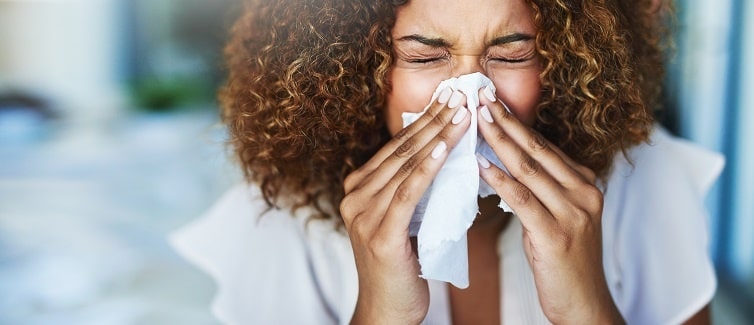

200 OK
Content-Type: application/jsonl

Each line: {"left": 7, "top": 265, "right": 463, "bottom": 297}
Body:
{"left": 402, "top": 72, "right": 510, "bottom": 289}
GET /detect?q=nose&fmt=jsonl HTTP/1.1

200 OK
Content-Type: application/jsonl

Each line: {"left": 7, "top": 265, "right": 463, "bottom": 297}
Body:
{"left": 450, "top": 55, "right": 486, "bottom": 77}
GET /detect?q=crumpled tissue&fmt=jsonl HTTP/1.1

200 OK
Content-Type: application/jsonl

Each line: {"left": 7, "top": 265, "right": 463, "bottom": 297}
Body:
{"left": 402, "top": 72, "right": 511, "bottom": 289}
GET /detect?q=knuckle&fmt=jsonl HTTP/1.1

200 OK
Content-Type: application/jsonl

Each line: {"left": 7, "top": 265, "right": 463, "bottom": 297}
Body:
{"left": 343, "top": 172, "right": 361, "bottom": 193}
{"left": 582, "top": 185, "right": 604, "bottom": 214}
{"left": 565, "top": 185, "right": 603, "bottom": 225}
{"left": 417, "top": 111, "right": 435, "bottom": 124}
{"left": 566, "top": 208, "right": 599, "bottom": 239}
{"left": 570, "top": 208, "right": 592, "bottom": 228}
{"left": 347, "top": 213, "right": 370, "bottom": 236}
{"left": 528, "top": 131, "right": 548, "bottom": 152}
{"left": 367, "top": 235, "right": 394, "bottom": 258}
{"left": 414, "top": 159, "right": 433, "bottom": 177}
{"left": 429, "top": 113, "right": 448, "bottom": 129}
{"left": 580, "top": 166, "right": 597, "bottom": 183}
{"left": 519, "top": 153, "right": 541, "bottom": 176}
{"left": 579, "top": 184, "right": 603, "bottom": 204}
{"left": 395, "top": 139, "right": 417, "bottom": 158}
{"left": 494, "top": 129, "right": 509, "bottom": 143}
{"left": 397, "top": 155, "right": 420, "bottom": 178}
{"left": 393, "top": 126, "right": 411, "bottom": 141}
{"left": 488, "top": 168, "right": 508, "bottom": 187}
{"left": 393, "top": 184, "right": 414, "bottom": 203}
{"left": 339, "top": 194, "right": 359, "bottom": 221}
{"left": 513, "top": 183, "right": 532, "bottom": 205}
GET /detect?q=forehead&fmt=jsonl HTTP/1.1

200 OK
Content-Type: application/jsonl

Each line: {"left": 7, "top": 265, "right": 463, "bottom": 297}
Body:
{"left": 392, "top": 0, "right": 536, "bottom": 49}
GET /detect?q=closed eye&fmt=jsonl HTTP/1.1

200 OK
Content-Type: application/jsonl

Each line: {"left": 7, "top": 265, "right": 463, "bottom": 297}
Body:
{"left": 407, "top": 57, "right": 445, "bottom": 64}
{"left": 486, "top": 49, "right": 536, "bottom": 65}
{"left": 490, "top": 57, "right": 533, "bottom": 63}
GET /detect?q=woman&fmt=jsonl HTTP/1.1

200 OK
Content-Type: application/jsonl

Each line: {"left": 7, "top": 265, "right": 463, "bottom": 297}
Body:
{"left": 172, "top": 0, "right": 722, "bottom": 323}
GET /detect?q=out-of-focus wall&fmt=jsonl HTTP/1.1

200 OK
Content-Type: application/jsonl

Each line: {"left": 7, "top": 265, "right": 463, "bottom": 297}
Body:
{"left": 670, "top": 0, "right": 754, "bottom": 321}
{"left": 0, "top": 0, "right": 122, "bottom": 123}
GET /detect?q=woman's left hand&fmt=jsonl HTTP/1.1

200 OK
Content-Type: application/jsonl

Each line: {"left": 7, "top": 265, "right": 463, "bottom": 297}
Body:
{"left": 475, "top": 89, "right": 624, "bottom": 324}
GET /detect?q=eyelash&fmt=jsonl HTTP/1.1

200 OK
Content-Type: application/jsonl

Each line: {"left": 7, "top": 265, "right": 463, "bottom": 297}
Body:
{"left": 487, "top": 55, "right": 533, "bottom": 64}
{"left": 406, "top": 56, "right": 532, "bottom": 65}
{"left": 407, "top": 56, "right": 448, "bottom": 64}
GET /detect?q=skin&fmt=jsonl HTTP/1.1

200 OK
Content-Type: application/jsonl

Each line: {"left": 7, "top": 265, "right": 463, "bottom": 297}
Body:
{"left": 383, "top": 0, "right": 541, "bottom": 133}
{"left": 341, "top": 0, "right": 712, "bottom": 323}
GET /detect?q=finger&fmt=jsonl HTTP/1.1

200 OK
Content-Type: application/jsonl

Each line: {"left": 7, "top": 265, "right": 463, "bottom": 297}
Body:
{"left": 378, "top": 140, "right": 451, "bottom": 237}
{"left": 357, "top": 91, "right": 469, "bottom": 193}
{"left": 476, "top": 104, "right": 565, "bottom": 195}
{"left": 478, "top": 89, "right": 593, "bottom": 186}
{"left": 476, "top": 155, "right": 556, "bottom": 238}
{"left": 359, "top": 86, "right": 455, "bottom": 173}
{"left": 476, "top": 104, "right": 592, "bottom": 220}
{"left": 477, "top": 127, "right": 577, "bottom": 221}
{"left": 372, "top": 98, "right": 472, "bottom": 201}
{"left": 345, "top": 87, "right": 457, "bottom": 192}
{"left": 374, "top": 101, "right": 472, "bottom": 235}
{"left": 340, "top": 187, "right": 392, "bottom": 233}
{"left": 346, "top": 110, "right": 470, "bottom": 241}
{"left": 543, "top": 143, "right": 597, "bottom": 185}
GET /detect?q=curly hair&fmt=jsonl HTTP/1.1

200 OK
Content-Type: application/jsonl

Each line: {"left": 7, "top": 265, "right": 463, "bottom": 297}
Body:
{"left": 530, "top": 0, "right": 670, "bottom": 173}
{"left": 220, "top": 0, "right": 671, "bottom": 221}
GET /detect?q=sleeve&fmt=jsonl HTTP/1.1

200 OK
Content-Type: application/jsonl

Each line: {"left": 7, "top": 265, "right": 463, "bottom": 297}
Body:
{"left": 169, "top": 184, "right": 337, "bottom": 325}
{"left": 613, "top": 129, "right": 724, "bottom": 325}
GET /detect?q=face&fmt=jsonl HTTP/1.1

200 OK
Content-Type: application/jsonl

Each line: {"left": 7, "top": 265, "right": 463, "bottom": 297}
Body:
{"left": 385, "top": 0, "right": 543, "bottom": 135}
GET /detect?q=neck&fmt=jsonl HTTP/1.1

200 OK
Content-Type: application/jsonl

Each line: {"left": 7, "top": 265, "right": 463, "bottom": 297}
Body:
{"left": 470, "top": 195, "right": 512, "bottom": 240}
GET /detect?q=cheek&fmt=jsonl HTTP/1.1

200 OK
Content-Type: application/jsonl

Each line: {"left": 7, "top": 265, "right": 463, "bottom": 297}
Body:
{"left": 489, "top": 70, "right": 542, "bottom": 126}
{"left": 384, "top": 68, "right": 446, "bottom": 136}
{"left": 384, "top": 68, "right": 542, "bottom": 135}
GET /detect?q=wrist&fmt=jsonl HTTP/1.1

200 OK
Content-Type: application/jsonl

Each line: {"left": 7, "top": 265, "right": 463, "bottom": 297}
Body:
{"left": 594, "top": 300, "right": 625, "bottom": 325}
{"left": 575, "top": 291, "right": 625, "bottom": 325}
{"left": 351, "top": 308, "right": 425, "bottom": 325}
{"left": 350, "top": 295, "right": 427, "bottom": 325}
{"left": 548, "top": 285, "right": 624, "bottom": 325}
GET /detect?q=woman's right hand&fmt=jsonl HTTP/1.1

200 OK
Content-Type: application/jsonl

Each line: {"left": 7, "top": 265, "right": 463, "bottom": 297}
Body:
{"left": 341, "top": 88, "right": 470, "bottom": 324}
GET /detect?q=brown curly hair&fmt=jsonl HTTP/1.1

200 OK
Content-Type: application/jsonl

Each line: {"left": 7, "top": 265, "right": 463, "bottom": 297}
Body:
{"left": 220, "top": 0, "right": 672, "bottom": 221}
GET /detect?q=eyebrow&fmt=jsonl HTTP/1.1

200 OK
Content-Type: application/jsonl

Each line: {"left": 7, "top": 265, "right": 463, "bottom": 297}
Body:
{"left": 395, "top": 33, "right": 534, "bottom": 48}
{"left": 395, "top": 34, "right": 450, "bottom": 47}
{"left": 489, "top": 33, "right": 534, "bottom": 46}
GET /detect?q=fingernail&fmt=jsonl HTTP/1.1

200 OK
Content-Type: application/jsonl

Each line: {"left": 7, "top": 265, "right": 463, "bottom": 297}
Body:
{"left": 480, "top": 105, "right": 494, "bottom": 123}
{"left": 483, "top": 86, "right": 496, "bottom": 102}
{"left": 437, "top": 87, "right": 453, "bottom": 104}
{"left": 451, "top": 108, "right": 468, "bottom": 124}
{"left": 431, "top": 141, "right": 447, "bottom": 159}
{"left": 476, "top": 153, "right": 491, "bottom": 168}
{"left": 448, "top": 91, "right": 464, "bottom": 108}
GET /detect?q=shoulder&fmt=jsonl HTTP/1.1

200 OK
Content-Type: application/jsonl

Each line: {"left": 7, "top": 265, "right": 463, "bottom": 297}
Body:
{"left": 170, "top": 183, "right": 357, "bottom": 324}
{"left": 170, "top": 183, "right": 302, "bottom": 267}
{"left": 602, "top": 125, "right": 724, "bottom": 240}
{"left": 602, "top": 125, "right": 724, "bottom": 224}
{"left": 615, "top": 126, "right": 724, "bottom": 196}
{"left": 601, "top": 125, "right": 724, "bottom": 324}
{"left": 168, "top": 184, "right": 305, "bottom": 323}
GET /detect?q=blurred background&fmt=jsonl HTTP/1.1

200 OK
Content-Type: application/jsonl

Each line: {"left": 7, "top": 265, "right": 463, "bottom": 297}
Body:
{"left": 0, "top": 0, "right": 239, "bottom": 323}
{"left": 0, "top": 0, "right": 751, "bottom": 324}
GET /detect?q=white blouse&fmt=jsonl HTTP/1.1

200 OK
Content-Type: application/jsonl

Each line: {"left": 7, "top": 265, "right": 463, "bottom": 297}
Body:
{"left": 170, "top": 126, "right": 724, "bottom": 325}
